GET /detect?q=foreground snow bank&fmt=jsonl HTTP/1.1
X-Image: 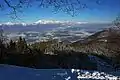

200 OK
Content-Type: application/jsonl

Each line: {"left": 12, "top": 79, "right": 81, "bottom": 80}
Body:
{"left": 0, "top": 64, "right": 119, "bottom": 80}
{"left": 71, "top": 69, "right": 120, "bottom": 80}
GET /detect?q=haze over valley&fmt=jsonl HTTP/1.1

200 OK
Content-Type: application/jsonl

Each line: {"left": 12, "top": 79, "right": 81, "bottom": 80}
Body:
{"left": 1, "top": 20, "right": 112, "bottom": 44}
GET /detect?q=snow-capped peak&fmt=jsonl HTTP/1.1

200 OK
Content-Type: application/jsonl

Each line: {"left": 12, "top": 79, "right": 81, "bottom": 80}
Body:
{"left": 0, "top": 20, "right": 88, "bottom": 26}
{"left": 34, "top": 20, "right": 88, "bottom": 25}
{"left": 4, "top": 22, "right": 15, "bottom": 25}
{"left": 0, "top": 22, "right": 15, "bottom": 26}
{"left": 0, "top": 22, "right": 27, "bottom": 26}
{"left": 34, "top": 20, "right": 62, "bottom": 24}
{"left": 76, "top": 22, "right": 88, "bottom": 24}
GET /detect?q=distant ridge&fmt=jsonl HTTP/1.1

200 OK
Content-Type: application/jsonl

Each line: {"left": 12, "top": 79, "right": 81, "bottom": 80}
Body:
{"left": 0, "top": 20, "right": 87, "bottom": 26}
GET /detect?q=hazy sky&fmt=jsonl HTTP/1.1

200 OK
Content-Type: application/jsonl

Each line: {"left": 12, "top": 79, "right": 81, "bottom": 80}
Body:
{"left": 0, "top": 0, "right": 120, "bottom": 23}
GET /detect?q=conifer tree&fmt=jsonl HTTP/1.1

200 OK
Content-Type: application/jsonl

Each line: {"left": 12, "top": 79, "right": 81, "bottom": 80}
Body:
{"left": 16, "top": 37, "right": 28, "bottom": 54}
{"left": 8, "top": 40, "right": 16, "bottom": 54}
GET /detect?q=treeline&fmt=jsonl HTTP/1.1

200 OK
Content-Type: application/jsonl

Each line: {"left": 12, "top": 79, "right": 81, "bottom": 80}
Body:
{"left": 0, "top": 37, "right": 97, "bottom": 69}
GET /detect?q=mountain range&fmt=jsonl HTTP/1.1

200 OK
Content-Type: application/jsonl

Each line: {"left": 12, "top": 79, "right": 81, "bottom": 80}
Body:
{"left": 0, "top": 20, "right": 87, "bottom": 26}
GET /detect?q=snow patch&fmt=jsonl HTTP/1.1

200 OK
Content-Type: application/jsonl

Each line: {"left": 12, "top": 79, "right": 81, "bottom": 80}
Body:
{"left": 71, "top": 69, "right": 120, "bottom": 80}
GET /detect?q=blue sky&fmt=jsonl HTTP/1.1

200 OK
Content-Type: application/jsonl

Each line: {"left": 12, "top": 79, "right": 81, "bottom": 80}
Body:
{"left": 0, "top": 0, "right": 120, "bottom": 23}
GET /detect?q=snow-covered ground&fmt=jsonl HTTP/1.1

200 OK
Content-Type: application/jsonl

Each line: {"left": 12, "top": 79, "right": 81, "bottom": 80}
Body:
{"left": 0, "top": 64, "right": 120, "bottom": 80}
{"left": 72, "top": 69, "right": 120, "bottom": 80}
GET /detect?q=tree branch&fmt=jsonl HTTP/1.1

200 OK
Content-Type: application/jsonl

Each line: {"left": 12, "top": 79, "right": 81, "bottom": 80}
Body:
{"left": 1, "top": 0, "right": 104, "bottom": 19}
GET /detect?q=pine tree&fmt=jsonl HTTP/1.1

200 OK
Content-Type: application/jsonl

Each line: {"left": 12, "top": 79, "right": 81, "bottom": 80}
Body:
{"left": 16, "top": 37, "right": 28, "bottom": 54}
{"left": 8, "top": 40, "right": 16, "bottom": 54}
{"left": 0, "top": 26, "right": 5, "bottom": 60}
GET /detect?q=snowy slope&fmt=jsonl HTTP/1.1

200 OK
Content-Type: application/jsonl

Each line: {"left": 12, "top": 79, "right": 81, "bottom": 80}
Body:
{"left": 0, "top": 64, "right": 119, "bottom": 80}
{"left": 72, "top": 69, "right": 120, "bottom": 80}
